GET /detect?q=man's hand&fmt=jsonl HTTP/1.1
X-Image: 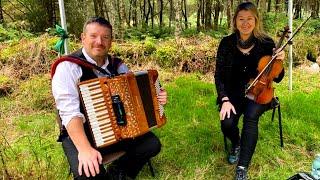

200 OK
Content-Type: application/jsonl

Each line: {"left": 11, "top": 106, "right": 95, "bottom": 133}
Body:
{"left": 66, "top": 117, "right": 102, "bottom": 177}
{"left": 78, "top": 147, "right": 102, "bottom": 177}
{"left": 158, "top": 88, "right": 167, "bottom": 105}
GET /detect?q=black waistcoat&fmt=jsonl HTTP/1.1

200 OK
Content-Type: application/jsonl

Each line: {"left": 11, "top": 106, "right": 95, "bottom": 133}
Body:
{"left": 58, "top": 49, "right": 123, "bottom": 145}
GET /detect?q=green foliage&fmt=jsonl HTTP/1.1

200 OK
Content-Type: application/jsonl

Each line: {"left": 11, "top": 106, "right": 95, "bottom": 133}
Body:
{"left": 153, "top": 42, "right": 178, "bottom": 68}
{"left": 149, "top": 26, "right": 174, "bottom": 39}
{"left": 0, "top": 113, "right": 69, "bottom": 179}
{"left": 260, "top": 13, "right": 320, "bottom": 66}
{"left": 263, "top": 12, "right": 288, "bottom": 35}
{"left": 110, "top": 35, "right": 218, "bottom": 72}
{"left": 124, "top": 26, "right": 174, "bottom": 40}
{"left": 14, "top": 75, "right": 53, "bottom": 110}
{"left": 0, "top": 75, "right": 10, "bottom": 85}
{"left": 143, "top": 37, "right": 157, "bottom": 55}
{"left": 180, "top": 27, "right": 199, "bottom": 37}
{"left": 301, "top": 19, "right": 320, "bottom": 36}
{"left": 0, "top": 34, "right": 61, "bottom": 80}
{"left": 0, "top": 75, "right": 14, "bottom": 96}
{"left": 0, "top": 24, "right": 34, "bottom": 42}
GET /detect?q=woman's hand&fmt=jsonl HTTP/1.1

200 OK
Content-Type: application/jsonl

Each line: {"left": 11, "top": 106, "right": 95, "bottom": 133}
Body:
{"left": 274, "top": 49, "right": 285, "bottom": 62}
{"left": 219, "top": 101, "right": 236, "bottom": 120}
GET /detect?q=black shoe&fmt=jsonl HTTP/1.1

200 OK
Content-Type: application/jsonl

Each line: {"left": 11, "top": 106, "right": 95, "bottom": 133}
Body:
{"left": 228, "top": 145, "right": 240, "bottom": 164}
{"left": 235, "top": 166, "right": 248, "bottom": 180}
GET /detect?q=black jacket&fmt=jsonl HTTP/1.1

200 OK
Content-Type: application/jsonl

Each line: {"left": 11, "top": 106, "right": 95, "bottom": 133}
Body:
{"left": 214, "top": 33, "right": 284, "bottom": 105}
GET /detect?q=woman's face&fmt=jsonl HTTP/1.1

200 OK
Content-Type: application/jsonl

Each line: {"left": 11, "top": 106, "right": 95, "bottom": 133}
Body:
{"left": 236, "top": 10, "right": 256, "bottom": 40}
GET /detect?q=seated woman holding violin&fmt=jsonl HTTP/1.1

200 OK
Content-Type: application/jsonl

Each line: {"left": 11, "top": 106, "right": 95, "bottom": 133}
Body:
{"left": 214, "top": 2, "right": 285, "bottom": 180}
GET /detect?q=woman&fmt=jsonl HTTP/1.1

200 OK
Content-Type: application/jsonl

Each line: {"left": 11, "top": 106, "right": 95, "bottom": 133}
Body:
{"left": 214, "top": 2, "right": 285, "bottom": 180}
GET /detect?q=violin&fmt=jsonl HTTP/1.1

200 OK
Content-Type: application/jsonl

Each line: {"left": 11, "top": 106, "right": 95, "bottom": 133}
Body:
{"left": 245, "top": 27, "right": 289, "bottom": 104}
{"left": 245, "top": 16, "right": 311, "bottom": 104}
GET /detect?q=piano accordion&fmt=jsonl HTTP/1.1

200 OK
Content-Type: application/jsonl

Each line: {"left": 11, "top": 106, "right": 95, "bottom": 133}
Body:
{"left": 78, "top": 70, "right": 166, "bottom": 148}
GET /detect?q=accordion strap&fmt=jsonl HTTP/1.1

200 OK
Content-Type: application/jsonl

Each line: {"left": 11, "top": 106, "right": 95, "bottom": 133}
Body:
{"left": 50, "top": 56, "right": 111, "bottom": 79}
{"left": 51, "top": 56, "right": 112, "bottom": 142}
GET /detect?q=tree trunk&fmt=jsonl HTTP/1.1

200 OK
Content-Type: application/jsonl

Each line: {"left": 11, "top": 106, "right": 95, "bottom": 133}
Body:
{"left": 169, "top": 0, "right": 174, "bottom": 27}
{"left": 256, "top": 0, "right": 260, "bottom": 7}
{"left": 311, "top": 0, "right": 319, "bottom": 18}
{"left": 50, "top": 0, "right": 56, "bottom": 27}
{"left": 174, "top": 0, "right": 181, "bottom": 36}
{"left": 0, "top": 0, "right": 4, "bottom": 23}
{"left": 145, "top": 0, "right": 151, "bottom": 26}
{"left": 93, "top": 0, "right": 99, "bottom": 16}
{"left": 294, "top": 0, "right": 302, "bottom": 19}
{"left": 112, "top": 0, "right": 125, "bottom": 38}
{"left": 267, "top": 0, "right": 271, "bottom": 12}
{"left": 181, "top": 0, "right": 188, "bottom": 29}
{"left": 119, "top": 0, "right": 129, "bottom": 27}
{"left": 219, "top": 2, "right": 224, "bottom": 26}
{"left": 315, "top": 0, "right": 320, "bottom": 18}
{"left": 93, "top": 0, "right": 107, "bottom": 18}
{"left": 142, "top": 0, "right": 151, "bottom": 26}
{"left": 132, "top": 0, "right": 137, "bottom": 27}
{"left": 275, "top": 0, "right": 280, "bottom": 12}
{"left": 39, "top": 0, "right": 56, "bottom": 28}
{"left": 196, "top": 0, "right": 201, "bottom": 31}
{"left": 258, "top": 0, "right": 267, "bottom": 21}
{"left": 226, "top": 0, "right": 233, "bottom": 29}
{"left": 151, "top": 0, "right": 154, "bottom": 28}
{"left": 204, "top": 0, "right": 212, "bottom": 29}
{"left": 104, "top": 0, "right": 111, "bottom": 21}
{"left": 128, "top": 0, "right": 133, "bottom": 26}
{"left": 98, "top": 0, "right": 105, "bottom": 18}
{"left": 201, "top": 0, "right": 205, "bottom": 25}
{"left": 213, "top": 0, "right": 221, "bottom": 31}
{"left": 158, "top": 0, "right": 163, "bottom": 27}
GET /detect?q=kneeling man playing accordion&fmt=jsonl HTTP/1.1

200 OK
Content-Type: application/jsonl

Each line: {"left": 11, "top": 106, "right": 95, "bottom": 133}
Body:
{"left": 51, "top": 17, "right": 167, "bottom": 180}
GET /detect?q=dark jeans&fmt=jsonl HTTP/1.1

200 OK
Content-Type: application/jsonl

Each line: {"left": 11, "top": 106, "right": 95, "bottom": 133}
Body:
{"left": 220, "top": 99, "right": 269, "bottom": 168}
{"left": 62, "top": 132, "right": 161, "bottom": 179}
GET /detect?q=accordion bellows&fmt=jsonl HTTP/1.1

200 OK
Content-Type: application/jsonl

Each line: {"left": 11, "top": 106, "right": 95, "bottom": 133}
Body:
{"left": 78, "top": 70, "right": 166, "bottom": 148}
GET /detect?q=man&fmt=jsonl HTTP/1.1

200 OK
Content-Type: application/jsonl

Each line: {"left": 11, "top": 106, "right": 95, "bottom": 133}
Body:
{"left": 52, "top": 17, "right": 167, "bottom": 179}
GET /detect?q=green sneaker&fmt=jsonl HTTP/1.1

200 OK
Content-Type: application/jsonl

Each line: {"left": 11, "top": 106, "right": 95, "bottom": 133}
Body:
{"left": 228, "top": 145, "right": 240, "bottom": 164}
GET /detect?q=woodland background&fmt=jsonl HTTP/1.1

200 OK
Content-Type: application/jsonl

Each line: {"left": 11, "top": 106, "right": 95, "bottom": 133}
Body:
{"left": 0, "top": 0, "right": 320, "bottom": 179}
{"left": 0, "top": 0, "right": 320, "bottom": 37}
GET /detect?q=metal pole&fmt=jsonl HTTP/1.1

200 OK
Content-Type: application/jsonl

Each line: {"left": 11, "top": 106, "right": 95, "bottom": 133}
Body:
{"left": 58, "top": 0, "right": 68, "bottom": 55}
{"left": 288, "top": 0, "right": 293, "bottom": 91}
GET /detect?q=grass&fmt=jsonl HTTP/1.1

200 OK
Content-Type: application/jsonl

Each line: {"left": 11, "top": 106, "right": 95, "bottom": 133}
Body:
{"left": 0, "top": 69, "right": 319, "bottom": 179}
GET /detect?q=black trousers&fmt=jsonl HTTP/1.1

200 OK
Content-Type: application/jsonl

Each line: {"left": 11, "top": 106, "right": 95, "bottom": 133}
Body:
{"left": 220, "top": 99, "right": 269, "bottom": 168}
{"left": 62, "top": 132, "right": 161, "bottom": 179}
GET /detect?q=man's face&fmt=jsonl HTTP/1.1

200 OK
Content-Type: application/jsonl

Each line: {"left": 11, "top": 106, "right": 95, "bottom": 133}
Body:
{"left": 81, "top": 22, "right": 112, "bottom": 61}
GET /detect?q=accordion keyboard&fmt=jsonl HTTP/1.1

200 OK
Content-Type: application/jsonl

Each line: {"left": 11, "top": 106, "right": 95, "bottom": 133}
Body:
{"left": 79, "top": 80, "right": 117, "bottom": 147}
{"left": 154, "top": 78, "right": 165, "bottom": 118}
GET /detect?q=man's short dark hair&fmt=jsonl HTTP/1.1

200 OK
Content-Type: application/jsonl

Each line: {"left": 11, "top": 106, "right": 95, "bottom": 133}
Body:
{"left": 83, "top": 17, "right": 112, "bottom": 33}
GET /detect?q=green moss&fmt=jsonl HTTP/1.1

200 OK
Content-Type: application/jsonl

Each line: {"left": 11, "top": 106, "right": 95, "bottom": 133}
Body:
{"left": 15, "top": 75, "right": 53, "bottom": 110}
{"left": 0, "top": 75, "right": 10, "bottom": 85}
{"left": 143, "top": 37, "right": 157, "bottom": 55}
{"left": 154, "top": 42, "right": 178, "bottom": 68}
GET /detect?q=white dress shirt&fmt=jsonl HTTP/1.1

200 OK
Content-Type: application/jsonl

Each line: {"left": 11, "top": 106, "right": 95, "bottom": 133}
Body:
{"left": 52, "top": 48, "right": 129, "bottom": 127}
